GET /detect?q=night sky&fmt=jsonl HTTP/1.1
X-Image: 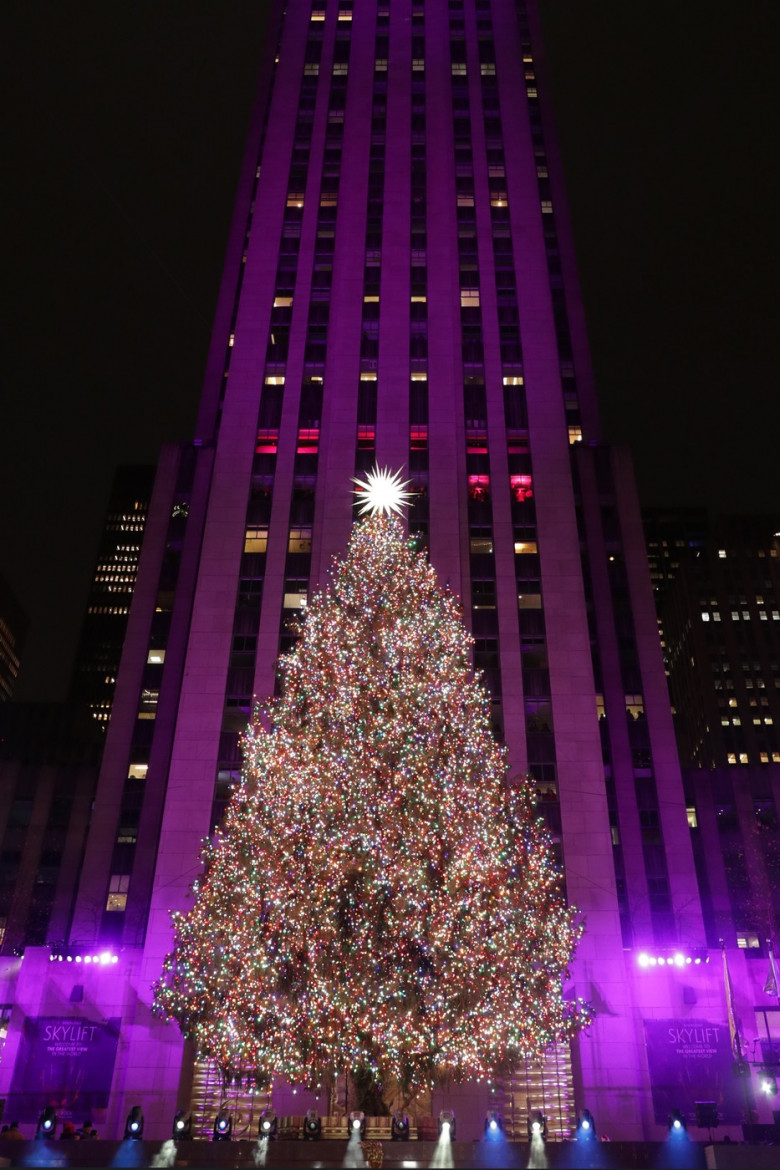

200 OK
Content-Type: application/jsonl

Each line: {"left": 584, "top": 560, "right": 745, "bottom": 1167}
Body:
{"left": 4, "top": 1, "right": 779, "bottom": 702}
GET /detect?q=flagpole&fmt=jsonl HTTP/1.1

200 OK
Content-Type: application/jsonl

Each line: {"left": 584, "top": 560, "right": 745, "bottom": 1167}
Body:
{"left": 721, "top": 939, "right": 755, "bottom": 1130}
{"left": 766, "top": 938, "right": 780, "bottom": 1005}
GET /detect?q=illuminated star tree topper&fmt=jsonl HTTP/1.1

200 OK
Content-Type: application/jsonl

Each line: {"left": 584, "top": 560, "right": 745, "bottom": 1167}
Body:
{"left": 352, "top": 465, "right": 414, "bottom": 517}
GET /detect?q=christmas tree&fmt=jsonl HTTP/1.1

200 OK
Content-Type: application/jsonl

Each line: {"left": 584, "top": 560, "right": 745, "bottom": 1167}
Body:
{"left": 154, "top": 469, "right": 591, "bottom": 1101}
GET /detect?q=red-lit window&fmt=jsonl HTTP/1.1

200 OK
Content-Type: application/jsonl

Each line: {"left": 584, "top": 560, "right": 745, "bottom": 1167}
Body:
{"left": 297, "top": 427, "right": 319, "bottom": 453}
{"left": 256, "top": 429, "right": 279, "bottom": 454}
{"left": 506, "top": 431, "right": 529, "bottom": 454}
{"left": 468, "top": 475, "right": 490, "bottom": 501}
{"left": 467, "top": 432, "right": 488, "bottom": 454}
{"left": 357, "top": 426, "right": 375, "bottom": 450}
{"left": 410, "top": 427, "right": 428, "bottom": 450}
{"left": 510, "top": 474, "right": 533, "bottom": 502}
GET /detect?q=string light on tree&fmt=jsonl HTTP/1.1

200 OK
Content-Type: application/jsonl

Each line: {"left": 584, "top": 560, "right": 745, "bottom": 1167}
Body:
{"left": 154, "top": 470, "right": 591, "bottom": 1101}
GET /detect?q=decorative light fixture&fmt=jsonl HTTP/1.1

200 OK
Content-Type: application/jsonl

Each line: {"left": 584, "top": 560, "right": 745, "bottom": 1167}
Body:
{"left": 759, "top": 1070, "right": 778, "bottom": 1096}
{"left": 172, "top": 1109, "right": 192, "bottom": 1140}
{"left": 527, "top": 1110, "right": 546, "bottom": 1141}
{"left": 438, "top": 1110, "right": 456, "bottom": 1139}
{"left": 213, "top": 1108, "right": 232, "bottom": 1141}
{"left": 259, "top": 1109, "right": 278, "bottom": 1139}
{"left": 303, "top": 1109, "right": 322, "bottom": 1140}
{"left": 349, "top": 1110, "right": 366, "bottom": 1138}
{"left": 124, "top": 1105, "right": 144, "bottom": 1140}
{"left": 36, "top": 1107, "right": 57, "bottom": 1139}
{"left": 391, "top": 1110, "right": 410, "bottom": 1140}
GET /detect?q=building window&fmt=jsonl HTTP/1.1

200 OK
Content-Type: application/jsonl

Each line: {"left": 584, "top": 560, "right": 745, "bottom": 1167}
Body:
{"left": 244, "top": 526, "right": 268, "bottom": 554}
{"left": 283, "top": 592, "right": 308, "bottom": 610}
{"left": 106, "top": 874, "right": 130, "bottom": 912}
{"left": 686, "top": 807, "right": 698, "bottom": 828}
{"left": 736, "top": 933, "right": 761, "bottom": 950}
{"left": 127, "top": 763, "right": 148, "bottom": 780}
{"left": 288, "top": 527, "right": 313, "bottom": 554}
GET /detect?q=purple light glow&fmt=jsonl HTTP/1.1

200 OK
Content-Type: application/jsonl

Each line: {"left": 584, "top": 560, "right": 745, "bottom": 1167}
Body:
{"left": 50, "top": 950, "right": 119, "bottom": 966}
{"left": 636, "top": 950, "right": 709, "bottom": 968}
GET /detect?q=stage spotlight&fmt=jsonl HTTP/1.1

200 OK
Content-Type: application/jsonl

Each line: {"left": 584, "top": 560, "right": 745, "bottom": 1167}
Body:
{"left": 349, "top": 1110, "right": 366, "bottom": 1138}
{"left": 391, "top": 1110, "right": 410, "bottom": 1140}
{"left": 213, "top": 1108, "right": 232, "bottom": 1141}
{"left": 668, "top": 1109, "right": 687, "bottom": 1136}
{"left": 485, "top": 1110, "right": 503, "bottom": 1137}
{"left": 172, "top": 1109, "right": 192, "bottom": 1140}
{"left": 36, "top": 1106, "right": 57, "bottom": 1139}
{"left": 527, "top": 1110, "right": 547, "bottom": 1141}
{"left": 759, "top": 1071, "right": 778, "bottom": 1096}
{"left": 438, "top": 1110, "right": 456, "bottom": 1139}
{"left": 576, "top": 1108, "right": 596, "bottom": 1140}
{"left": 124, "top": 1105, "right": 144, "bottom": 1140}
{"left": 259, "top": 1109, "right": 278, "bottom": 1139}
{"left": 303, "top": 1109, "right": 322, "bottom": 1140}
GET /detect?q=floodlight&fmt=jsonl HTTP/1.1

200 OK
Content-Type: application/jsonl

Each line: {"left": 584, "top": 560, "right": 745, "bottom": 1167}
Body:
{"left": 485, "top": 1110, "right": 503, "bottom": 1137}
{"left": 759, "top": 1071, "right": 778, "bottom": 1096}
{"left": 36, "top": 1106, "right": 57, "bottom": 1139}
{"left": 576, "top": 1108, "right": 596, "bottom": 1140}
{"left": 213, "top": 1108, "right": 232, "bottom": 1141}
{"left": 124, "top": 1105, "right": 144, "bottom": 1140}
{"left": 349, "top": 1110, "right": 366, "bottom": 1138}
{"left": 668, "top": 1109, "right": 687, "bottom": 1136}
{"left": 259, "top": 1109, "right": 278, "bottom": 1139}
{"left": 527, "top": 1109, "right": 547, "bottom": 1141}
{"left": 172, "top": 1109, "right": 192, "bottom": 1140}
{"left": 303, "top": 1109, "right": 322, "bottom": 1140}
{"left": 438, "top": 1110, "right": 456, "bottom": 1139}
{"left": 391, "top": 1110, "right": 410, "bottom": 1140}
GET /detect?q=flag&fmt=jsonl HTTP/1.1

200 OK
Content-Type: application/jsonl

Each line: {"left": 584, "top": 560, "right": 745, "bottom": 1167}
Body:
{"left": 764, "top": 939, "right": 780, "bottom": 1000}
{"left": 721, "top": 942, "right": 742, "bottom": 1060}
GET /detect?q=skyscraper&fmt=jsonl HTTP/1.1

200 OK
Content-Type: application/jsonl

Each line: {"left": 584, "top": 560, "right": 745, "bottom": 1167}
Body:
{"left": 0, "top": 574, "right": 28, "bottom": 703}
{"left": 69, "top": 466, "right": 155, "bottom": 729}
{"left": 1, "top": 0, "right": 771, "bottom": 1141}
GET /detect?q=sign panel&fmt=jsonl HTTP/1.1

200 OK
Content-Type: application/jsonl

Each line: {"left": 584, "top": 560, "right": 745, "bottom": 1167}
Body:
{"left": 6, "top": 1016, "right": 121, "bottom": 1122}
{"left": 643, "top": 1018, "right": 745, "bottom": 1125}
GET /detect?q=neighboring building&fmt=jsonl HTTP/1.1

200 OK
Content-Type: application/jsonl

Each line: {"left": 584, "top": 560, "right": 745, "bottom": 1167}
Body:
{"left": 0, "top": 0, "right": 774, "bottom": 1142}
{"left": 684, "top": 764, "right": 780, "bottom": 953}
{"left": 643, "top": 507, "right": 710, "bottom": 605}
{"left": 0, "top": 575, "right": 28, "bottom": 703}
{"left": 662, "top": 517, "right": 780, "bottom": 770}
{"left": 70, "top": 466, "right": 155, "bottom": 729}
{"left": 0, "top": 703, "right": 102, "bottom": 954}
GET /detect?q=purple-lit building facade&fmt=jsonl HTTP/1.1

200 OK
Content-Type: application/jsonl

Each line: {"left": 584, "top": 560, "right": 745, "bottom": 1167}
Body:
{"left": 0, "top": 0, "right": 776, "bottom": 1141}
